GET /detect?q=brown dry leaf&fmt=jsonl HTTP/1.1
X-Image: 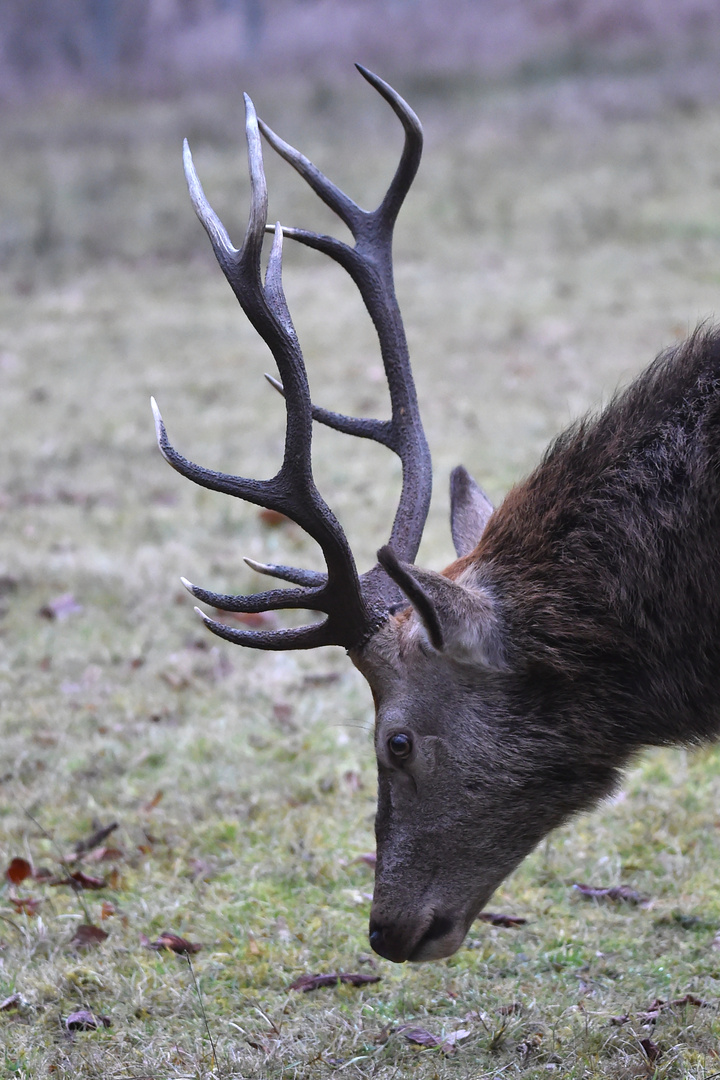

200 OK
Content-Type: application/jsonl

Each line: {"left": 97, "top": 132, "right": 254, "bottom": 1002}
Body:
{"left": 222, "top": 610, "right": 277, "bottom": 627}
{"left": 74, "top": 822, "right": 118, "bottom": 855}
{"left": 70, "top": 924, "right": 109, "bottom": 948}
{"left": 301, "top": 671, "right": 341, "bottom": 688}
{"left": 141, "top": 931, "right": 202, "bottom": 955}
{"left": 289, "top": 971, "right": 381, "bottom": 992}
{"left": 6, "top": 857, "right": 32, "bottom": 885}
{"left": 639, "top": 1037, "right": 661, "bottom": 1064}
{"left": 51, "top": 871, "right": 107, "bottom": 891}
{"left": 188, "top": 858, "right": 214, "bottom": 881}
{"left": 398, "top": 1025, "right": 441, "bottom": 1048}
{"left": 666, "top": 993, "right": 710, "bottom": 1009}
{"left": 106, "top": 868, "right": 122, "bottom": 889}
{"left": 0, "top": 994, "right": 21, "bottom": 1012}
{"left": 573, "top": 883, "right": 648, "bottom": 905}
{"left": 477, "top": 911, "right": 527, "bottom": 927}
{"left": 31, "top": 865, "right": 54, "bottom": 882}
{"left": 38, "top": 593, "right": 83, "bottom": 620}
{"left": 10, "top": 896, "right": 41, "bottom": 916}
{"left": 100, "top": 901, "right": 116, "bottom": 920}
{"left": 258, "top": 508, "right": 291, "bottom": 527}
{"left": 84, "top": 845, "right": 123, "bottom": 863}
{"left": 342, "top": 770, "right": 363, "bottom": 792}
{"left": 143, "top": 790, "right": 163, "bottom": 812}
{"left": 638, "top": 994, "right": 710, "bottom": 1024}
{"left": 609, "top": 1013, "right": 631, "bottom": 1026}
{"left": 498, "top": 1002, "right": 523, "bottom": 1016}
{"left": 272, "top": 702, "right": 295, "bottom": 728}
{"left": 352, "top": 852, "right": 377, "bottom": 868}
{"left": 440, "top": 1029, "right": 471, "bottom": 1054}
{"left": 65, "top": 1009, "right": 112, "bottom": 1031}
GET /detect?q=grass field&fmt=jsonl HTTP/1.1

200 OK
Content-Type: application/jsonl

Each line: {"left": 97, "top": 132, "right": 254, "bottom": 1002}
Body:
{"left": 3, "top": 61, "right": 720, "bottom": 1078}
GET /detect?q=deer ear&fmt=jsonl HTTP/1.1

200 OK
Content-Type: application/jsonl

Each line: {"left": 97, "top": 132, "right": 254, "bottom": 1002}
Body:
{"left": 449, "top": 466, "right": 494, "bottom": 557}
{"left": 377, "top": 546, "right": 507, "bottom": 669}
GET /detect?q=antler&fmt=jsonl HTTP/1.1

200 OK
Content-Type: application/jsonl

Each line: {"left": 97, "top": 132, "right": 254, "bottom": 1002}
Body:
{"left": 153, "top": 68, "right": 431, "bottom": 650}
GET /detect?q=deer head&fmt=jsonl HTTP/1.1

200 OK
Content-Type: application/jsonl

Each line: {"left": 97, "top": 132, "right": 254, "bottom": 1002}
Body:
{"left": 153, "top": 69, "right": 604, "bottom": 963}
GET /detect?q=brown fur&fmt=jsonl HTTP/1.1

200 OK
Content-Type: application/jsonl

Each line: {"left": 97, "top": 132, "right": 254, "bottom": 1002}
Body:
{"left": 359, "top": 327, "right": 720, "bottom": 963}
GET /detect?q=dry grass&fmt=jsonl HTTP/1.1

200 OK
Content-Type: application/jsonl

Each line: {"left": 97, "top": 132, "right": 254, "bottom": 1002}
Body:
{"left": 3, "top": 63, "right": 720, "bottom": 1077}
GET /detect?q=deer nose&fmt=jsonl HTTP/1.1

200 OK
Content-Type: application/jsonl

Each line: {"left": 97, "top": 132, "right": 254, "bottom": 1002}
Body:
{"left": 370, "top": 912, "right": 455, "bottom": 963}
{"left": 369, "top": 921, "right": 410, "bottom": 963}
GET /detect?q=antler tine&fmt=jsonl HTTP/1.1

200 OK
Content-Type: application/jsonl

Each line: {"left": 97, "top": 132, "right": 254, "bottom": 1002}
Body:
{"left": 181, "top": 576, "right": 324, "bottom": 614}
{"left": 243, "top": 557, "right": 326, "bottom": 588}
{"left": 258, "top": 69, "right": 431, "bottom": 601}
{"left": 354, "top": 64, "right": 423, "bottom": 230}
{"left": 194, "top": 607, "right": 338, "bottom": 652}
{"left": 154, "top": 95, "right": 386, "bottom": 651}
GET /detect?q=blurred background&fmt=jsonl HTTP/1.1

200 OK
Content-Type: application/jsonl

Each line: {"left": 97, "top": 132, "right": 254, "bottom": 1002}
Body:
{"left": 2, "top": 0, "right": 720, "bottom": 98}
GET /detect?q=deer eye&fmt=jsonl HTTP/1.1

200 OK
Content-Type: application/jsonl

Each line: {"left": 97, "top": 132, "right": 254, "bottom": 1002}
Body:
{"left": 388, "top": 733, "right": 413, "bottom": 760}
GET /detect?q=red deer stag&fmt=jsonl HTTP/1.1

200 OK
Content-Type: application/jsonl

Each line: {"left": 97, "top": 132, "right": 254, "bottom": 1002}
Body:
{"left": 153, "top": 67, "right": 720, "bottom": 962}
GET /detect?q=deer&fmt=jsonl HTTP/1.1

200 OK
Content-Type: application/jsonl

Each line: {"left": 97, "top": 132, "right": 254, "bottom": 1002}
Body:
{"left": 152, "top": 66, "right": 720, "bottom": 963}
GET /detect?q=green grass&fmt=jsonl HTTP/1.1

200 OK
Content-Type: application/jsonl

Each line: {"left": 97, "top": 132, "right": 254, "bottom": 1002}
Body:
{"left": 3, "top": 66, "right": 720, "bottom": 1077}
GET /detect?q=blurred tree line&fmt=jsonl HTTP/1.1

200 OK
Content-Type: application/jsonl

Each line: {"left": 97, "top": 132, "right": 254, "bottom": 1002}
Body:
{"left": 1, "top": 0, "right": 719, "bottom": 97}
{"left": 1, "top": 0, "right": 263, "bottom": 88}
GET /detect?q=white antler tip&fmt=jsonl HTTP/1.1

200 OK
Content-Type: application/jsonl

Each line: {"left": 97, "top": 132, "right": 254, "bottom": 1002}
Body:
{"left": 150, "top": 396, "right": 166, "bottom": 446}
{"left": 264, "top": 373, "right": 284, "bottom": 396}
{"left": 194, "top": 606, "right": 212, "bottom": 625}
{"left": 243, "top": 557, "right": 266, "bottom": 573}
{"left": 180, "top": 576, "right": 195, "bottom": 593}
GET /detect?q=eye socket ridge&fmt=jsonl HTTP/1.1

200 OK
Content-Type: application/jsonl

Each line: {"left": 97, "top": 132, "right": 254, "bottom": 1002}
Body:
{"left": 387, "top": 732, "right": 413, "bottom": 760}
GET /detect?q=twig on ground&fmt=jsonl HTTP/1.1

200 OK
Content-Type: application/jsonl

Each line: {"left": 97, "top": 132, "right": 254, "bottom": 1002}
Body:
{"left": 185, "top": 952, "right": 220, "bottom": 1077}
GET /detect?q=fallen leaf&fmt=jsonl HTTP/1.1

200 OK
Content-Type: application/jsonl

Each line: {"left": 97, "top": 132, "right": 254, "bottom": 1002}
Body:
{"left": 31, "top": 865, "right": 54, "bottom": 881}
{"left": 440, "top": 1029, "right": 471, "bottom": 1054}
{"left": 83, "top": 845, "right": 123, "bottom": 863}
{"left": 639, "top": 1037, "right": 661, "bottom": 1064}
{"left": 100, "top": 901, "right": 116, "bottom": 920}
{"left": 301, "top": 671, "right": 341, "bottom": 687}
{"left": 51, "top": 871, "right": 107, "bottom": 891}
{"left": 638, "top": 994, "right": 710, "bottom": 1023}
{"left": 573, "top": 883, "right": 648, "bottom": 905}
{"left": 352, "top": 852, "right": 377, "bottom": 868}
{"left": 10, "top": 896, "right": 41, "bottom": 916}
{"left": 141, "top": 932, "right": 202, "bottom": 955}
{"left": 188, "top": 858, "right": 213, "bottom": 881}
{"left": 38, "top": 593, "right": 83, "bottom": 621}
{"left": 258, "top": 508, "right": 291, "bottom": 527}
{"left": 70, "top": 924, "right": 109, "bottom": 948}
{"left": 74, "top": 822, "right": 118, "bottom": 855}
{"left": 0, "top": 574, "right": 18, "bottom": 595}
{"left": 106, "top": 868, "right": 121, "bottom": 889}
{"left": 609, "top": 1013, "right": 631, "bottom": 1026}
{"left": 143, "top": 790, "right": 163, "bottom": 812}
{"left": 65, "top": 1009, "right": 112, "bottom": 1031}
{"left": 342, "top": 770, "right": 363, "bottom": 792}
{"left": 6, "top": 857, "right": 32, "bottom": 885}
{"left": 289, "top": 971, "right": 381, "bottom": 992}
{"left": 498, "top": 1002, "right": 523, "bottom": 1016}
{"left": 0, "top": 994, "right": 21, "bottom": 1012}
{"left": 272, "top": 702, "right": 295, "bottom": 728}
{"left": 222, "top": 610, "right": 277, "bottom": 627}
{"left": 398, "top": 1025, "right": 441, "bottom": 1048}
{"left": 477, "top": 911, "right": 527, "bottom": 927}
